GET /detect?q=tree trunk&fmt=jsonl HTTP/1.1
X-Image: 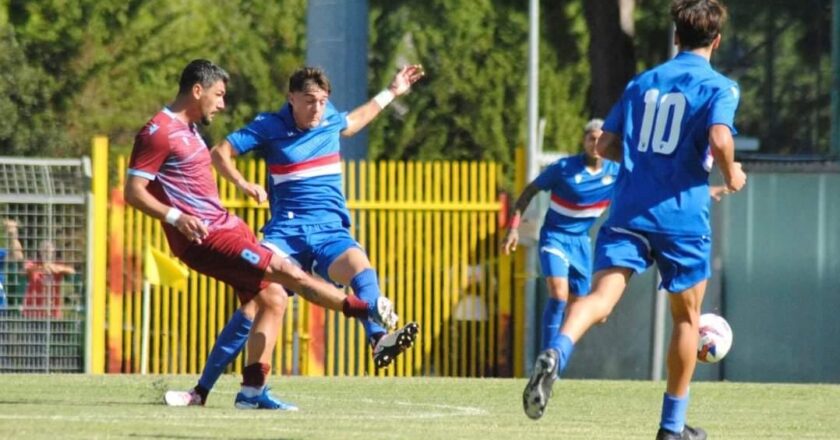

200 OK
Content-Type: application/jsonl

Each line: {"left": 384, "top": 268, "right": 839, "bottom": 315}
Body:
{"left": 584, "top": 0, "right": 637, "bottom": 118}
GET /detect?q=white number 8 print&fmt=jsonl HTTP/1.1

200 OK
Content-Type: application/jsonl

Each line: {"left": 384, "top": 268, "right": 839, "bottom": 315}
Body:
{"left": 637, "top": 89, "right": 686, "bottom": 155}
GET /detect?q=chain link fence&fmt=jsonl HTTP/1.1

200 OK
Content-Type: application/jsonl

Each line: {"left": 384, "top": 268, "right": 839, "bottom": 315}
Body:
{"left": 0, "top": 157, "right": 90, "bottom": 372}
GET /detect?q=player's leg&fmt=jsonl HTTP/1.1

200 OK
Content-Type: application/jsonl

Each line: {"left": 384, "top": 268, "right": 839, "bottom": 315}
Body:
{"left": 654, "top": 233, "right": 711, "bottom": 440}
{"left": 538, "top": 235, "right": 572, "bottom": 353}
{"left": 522, "top": 267, "right": 631, "bottom": 420}
{"left": 524, "top": 227, "right": 646, "bottom": 420}
{"left": 260, "top": 236, "right": 387, "bottom": 325}
{"left": 325, "top": 245, "right": 417, "bottom": 368}
{"left": 542, "top": 276, "right": 569, "bottom": 351}
{"left": 234, "top": 283, "right": 298, "bottom": 410}
{"left": 164, "top": 299, "right": 257, "bottom": 406}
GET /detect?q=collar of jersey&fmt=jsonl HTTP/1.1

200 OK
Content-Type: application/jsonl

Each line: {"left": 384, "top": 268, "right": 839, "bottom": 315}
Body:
{"left": 674, "top": 51, "right": 711, "bottom": 67}
{"left": 278, "top": 103, "right": 302, "bottom": 134}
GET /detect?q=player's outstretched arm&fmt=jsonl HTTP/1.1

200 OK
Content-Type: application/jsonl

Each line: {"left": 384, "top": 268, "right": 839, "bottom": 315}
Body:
{"left": 501, "top": 183, "right": 541, "bottom": 255}
{"left": 210, "top": 140, "right": 267, "bottom": 203}
{"left": 124, "top": 175, "right": 208, "bottom": 244}
{"left": 709, "top": 124, "right": 746, "bottom": 193}
{"left": 595, "top": 131, "right": 622, "bottom": 162}
{"left": 342, "top": 64, "right": 425, "bottom": 137}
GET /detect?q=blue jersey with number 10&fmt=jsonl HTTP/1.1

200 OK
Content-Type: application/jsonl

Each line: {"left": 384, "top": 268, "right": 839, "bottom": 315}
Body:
{"left": 603, "top": 51, "right": 739, "bottom": 235}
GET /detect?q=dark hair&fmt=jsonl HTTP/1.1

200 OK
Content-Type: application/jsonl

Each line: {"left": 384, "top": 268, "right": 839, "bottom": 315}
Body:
{"left": 178, "top": 59, "right": 229, "bottom": 95}
{"left": 671, "top": 0, "right": 728, "bottom": 50}
{"left": 288, "top": 66, "right": 331, "bottom": 94}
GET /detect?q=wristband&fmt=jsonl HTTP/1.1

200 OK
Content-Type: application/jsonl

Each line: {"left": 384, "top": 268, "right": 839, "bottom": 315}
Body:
{"left": 509, "top": 213, "right": 521, "bottom": 229}
{"left": 373, "top": 89, "right": 396, "bottom": 109}
{"left": 165, "top": 207, "right": 183, "bottom": 225}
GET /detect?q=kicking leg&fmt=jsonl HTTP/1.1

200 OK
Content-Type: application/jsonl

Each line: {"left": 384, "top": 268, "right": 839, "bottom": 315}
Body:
{"left": 328, "top": 248, "right": 416, "bottom": 368}
{"left": 523, "top": 268, "right": 631, "bottom": 420}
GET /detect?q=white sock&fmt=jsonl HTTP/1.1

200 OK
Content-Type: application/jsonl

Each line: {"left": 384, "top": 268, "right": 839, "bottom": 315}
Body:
{"left": 240, "top": 385, "right": 264, "bottom": 398}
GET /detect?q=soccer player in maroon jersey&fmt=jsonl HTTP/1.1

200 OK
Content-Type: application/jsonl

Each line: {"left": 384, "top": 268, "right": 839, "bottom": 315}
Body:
{"left": 125, "top": 59, "right": 397, "bottom": 409}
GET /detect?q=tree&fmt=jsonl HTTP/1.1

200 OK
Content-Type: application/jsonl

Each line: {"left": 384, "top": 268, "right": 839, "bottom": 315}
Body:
{"left": 582, "top": 0, "right": 637, "bottom": 118}
{"left": 368, "top": 0, "right": 590, "bottom": 176}
{"left": 2, "top": 0, "right": 306, "bottom": 157}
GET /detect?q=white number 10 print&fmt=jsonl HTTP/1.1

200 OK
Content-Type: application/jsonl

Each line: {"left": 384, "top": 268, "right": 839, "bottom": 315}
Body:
{"left": 637, "top": 89, "right": 686, "bottom": 155}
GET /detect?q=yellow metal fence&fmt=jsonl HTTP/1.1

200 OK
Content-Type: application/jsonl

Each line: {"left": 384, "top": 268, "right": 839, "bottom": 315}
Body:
{"left": 105, "top": 155, "right": 518, "bottom": 377}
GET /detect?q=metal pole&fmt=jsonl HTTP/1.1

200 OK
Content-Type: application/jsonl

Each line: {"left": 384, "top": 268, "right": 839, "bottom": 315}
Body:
{"left": 524, "top": 0, "right": 540, "bottom": 372}
{"left": 141, "top": 280, "right": 151, "bottom": 375}
{"left": 307, "top": 0, "right": 369, "bottom": 160}
{"left": 832, "top": 0, "right": 840, "bottom": 156}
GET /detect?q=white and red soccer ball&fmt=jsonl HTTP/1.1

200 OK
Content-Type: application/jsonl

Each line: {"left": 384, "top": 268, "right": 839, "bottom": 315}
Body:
{"left": 697, "top": 313, "right": 733, "bottom": 364}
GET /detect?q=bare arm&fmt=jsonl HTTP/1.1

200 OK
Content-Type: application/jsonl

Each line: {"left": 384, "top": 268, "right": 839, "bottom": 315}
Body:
{"left": 342, "top": 64, "right": 425, "bottom": 137}
{"left": 124, "top": 175, "right": 208, "bottom": 244}
{"left": 4, "top": 220, "right": 23, "bottom": 261}
{"left": 210, "top": 140, "right": 267, "bottom": 203}
{"left": 595, "top": 132, "right": 622, "bottom": 162}
{"left": 709, "top": 124, "right": 746, "bottom": 192}
{"left": 501, "top": 183, "right": 541, "bottom": 255}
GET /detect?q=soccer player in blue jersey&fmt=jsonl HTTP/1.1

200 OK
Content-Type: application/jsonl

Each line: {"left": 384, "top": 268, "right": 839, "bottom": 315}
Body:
{"left": 522, "top": 1, "right": 746, "bottom": 439}
{"left": 165, "top": 64, "right": 424, "bottom": 409}
{"left": 502, "top": 119, "right": 619, "bottom": 356}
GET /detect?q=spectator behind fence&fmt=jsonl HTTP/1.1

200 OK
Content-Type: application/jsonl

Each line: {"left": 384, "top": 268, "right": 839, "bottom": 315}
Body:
{"left": 1, "top": 220, "right": 24, "bottom": 309}
{"left": 20, "top": 239, "right": 75, "bottom": 319}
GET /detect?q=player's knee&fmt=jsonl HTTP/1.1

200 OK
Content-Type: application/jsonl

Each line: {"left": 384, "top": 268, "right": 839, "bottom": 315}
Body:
{"left": 267, "top": 256, "right": 307, "bottom": 286}
{"left": 256, "top": 283, "right": 288, "bottom": 313}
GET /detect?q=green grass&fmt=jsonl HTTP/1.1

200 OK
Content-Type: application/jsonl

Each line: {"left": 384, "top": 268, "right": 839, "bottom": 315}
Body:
{"left": 0, "top": 375, "right": 838, "bottom": 439}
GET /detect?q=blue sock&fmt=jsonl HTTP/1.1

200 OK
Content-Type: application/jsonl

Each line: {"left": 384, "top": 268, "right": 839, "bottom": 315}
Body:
{"left": 556, "top": 333, "right": 575, "bottom": 375}
{"left": 350, "top": 269, "right": 386, "bottom": 340}
{"left": 541, "top": 298, "right": 567, "bottom": 351}
{"left": 198, "top": 309, "right": 251, "bottom": 391}
{"left": 660, "top": 392, "right": 690, "bottom": 433}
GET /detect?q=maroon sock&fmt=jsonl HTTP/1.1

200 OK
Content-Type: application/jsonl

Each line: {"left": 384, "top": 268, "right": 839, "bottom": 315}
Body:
{"left": 342, "top": 295, "right": 369, "bottom": 319}
{"left": 242, "top": 362, "right": 271, "bottom": 388}
{"left": 193, "top": 385, "right": 209, "bottom": 404}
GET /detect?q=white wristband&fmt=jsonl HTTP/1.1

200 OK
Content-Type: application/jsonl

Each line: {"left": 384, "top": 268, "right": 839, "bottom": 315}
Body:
{"left": 373, "top": 89, "right": 395, "bottom": 109}
{"left": 165, "top": 207, "right": 182, "bottom": 225}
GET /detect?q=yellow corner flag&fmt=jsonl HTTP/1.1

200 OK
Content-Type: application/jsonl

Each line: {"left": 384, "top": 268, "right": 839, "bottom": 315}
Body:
{"left": 144, "top": 247, "right": 189, "bottom": 289}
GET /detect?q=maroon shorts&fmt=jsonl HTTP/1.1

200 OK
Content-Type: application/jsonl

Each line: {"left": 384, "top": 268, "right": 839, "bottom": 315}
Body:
{"left": 177, "top": 219, "right": 272, "bottom": 303}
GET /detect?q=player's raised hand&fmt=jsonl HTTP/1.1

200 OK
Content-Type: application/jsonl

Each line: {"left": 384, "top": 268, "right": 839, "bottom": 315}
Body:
{"left": 501, "top": 228, "right": 520, "bottom": 255}
{"left": 388, "top": 64, "right": 425, "bottom": 96}
{"left": 237, "top": 180, "right": 268, "bottom": 204}
{"left": 725, "top": 162, "right": 746, "bottom": 193}
{"left": 174, "top": 214, "right": 209, "bottom": 244}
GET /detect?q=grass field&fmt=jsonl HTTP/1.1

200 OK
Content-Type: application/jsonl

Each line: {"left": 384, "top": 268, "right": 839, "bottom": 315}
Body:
{"left": 0, "top": 375, "right": 838, "bottom": 439}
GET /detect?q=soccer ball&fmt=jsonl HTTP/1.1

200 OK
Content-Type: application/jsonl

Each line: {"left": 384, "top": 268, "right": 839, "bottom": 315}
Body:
{"left": 697, "top": 313, "right": 733, "bottom": 364}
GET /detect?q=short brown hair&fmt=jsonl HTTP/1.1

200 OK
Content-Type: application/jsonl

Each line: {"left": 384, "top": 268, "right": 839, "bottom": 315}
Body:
{"left": 288, "top": 67, "right": 331, "bottom": 94}
{"left": 671, "top": 0, "right": 728, "bottom": 50}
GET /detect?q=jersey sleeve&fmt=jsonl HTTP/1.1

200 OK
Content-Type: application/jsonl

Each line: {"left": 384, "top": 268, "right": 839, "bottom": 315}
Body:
{"left": 127, "top": 126, "right": 171, "bottom": 181}
{"left": 226, "top": 113, "right": 272, "bottom": 155}
{"left": 707, "top": 81, "right": 740, "bottom": 135}
{"left": 603, "top": 81, "right": 634, "bottom": 135}
{"left": 532, "top": 159, "right": 566, "bottom": 190}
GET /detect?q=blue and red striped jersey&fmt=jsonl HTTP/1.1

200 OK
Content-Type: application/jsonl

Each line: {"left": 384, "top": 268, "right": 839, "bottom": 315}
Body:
{"left": 226, "top": 101, "right": 350, "bottom": 231}
{"left": 533, "top": 154, "right": 620, "bottom": 235}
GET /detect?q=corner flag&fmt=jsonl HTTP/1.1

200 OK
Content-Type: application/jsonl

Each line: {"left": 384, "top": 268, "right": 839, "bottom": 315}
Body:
{"left": 143, "top": 247, "right": 189, "bottom": 289}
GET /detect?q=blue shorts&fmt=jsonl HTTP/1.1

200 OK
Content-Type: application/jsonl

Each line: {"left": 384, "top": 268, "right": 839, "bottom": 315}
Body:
{"left": 593, "top": 226, "right": 711, "bottom": 293}
{"left": 538, "top": 230, "right": 592, "bottom": 296}
{"left": 261, "top": 222, "right": 361, "bottom": 285}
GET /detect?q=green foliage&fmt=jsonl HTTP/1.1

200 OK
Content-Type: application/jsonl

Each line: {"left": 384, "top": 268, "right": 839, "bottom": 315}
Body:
{"left": 1, "top": 0, "right": 831, "bottom": 160}
{"left": 2, "top": 0, "right": 305, "bottom": 157}
{"left": 0, "top": 25, "right": 65, "bottom": 155}
{"left": 368, "top": 0, "right": 590, "bottom": 177}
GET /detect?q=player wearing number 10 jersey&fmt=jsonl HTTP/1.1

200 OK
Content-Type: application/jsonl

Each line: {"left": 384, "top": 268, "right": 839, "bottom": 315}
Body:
{"left": 521, "top": 1, "right": 747, "bottom": 439}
